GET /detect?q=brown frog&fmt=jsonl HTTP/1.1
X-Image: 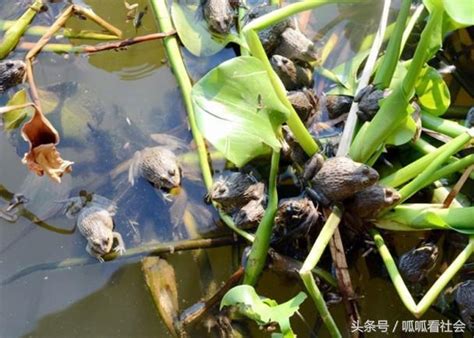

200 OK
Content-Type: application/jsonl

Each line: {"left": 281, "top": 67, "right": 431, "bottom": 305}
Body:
{"left": 303, "top": 154, "right": 379, "bottom": 205}
{"left": 345, "top": 184, "right": 400, "bottom": 219}
{"left": 233, "top": 197, "right": 266, "bottom": 229}
{"left": 287, "top": 88, "right": 318, "bottom": 122}
{"left": 64, "top": 194, "right": 125, "bottom": 262}
{"left": 202, "top": 0, "right": 234, "bottom": 34}
{"left": 246, "top": 5, "right": 296, "bottom": 55}
{"left": 398, "top": 242, "right": 439, "bottom": 284}
{"left": 128, "top": 146, "right": 182, "bottom": 191}
{"left": 208, "top": 171, "right": 264, "bottom": 214}
{"left": 325, "top": 95, "right": 353, "bottom": 119}
{"left": 273, "top": 27, "right": 320, "bottom": 64}
{"left": 271, "top": 55, "right": 314, "bottom": 91}
{"left": 0, "top": 60, "right": 26, "bottom": 93}
{"left": 273, "top": 196, "right": 319, "bottom": 243}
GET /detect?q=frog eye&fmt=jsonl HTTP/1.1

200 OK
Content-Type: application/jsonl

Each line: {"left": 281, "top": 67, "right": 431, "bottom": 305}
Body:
{"left": 168, "top": 169, "right": 176, "bottom": 176}
{"left": 102, "top": 238, "right": 109, "bottom": 246}
{"left": 361, "top": 166, "right": 371, "bottom": 175}
{"left": 282, "top": 58, "right": 289, "bottom": 65}
{"left": 218, "top": 187, "right": 227, "bottom": 194}
{"left": 6, "top": 61, "right": 14, "bottom": 68}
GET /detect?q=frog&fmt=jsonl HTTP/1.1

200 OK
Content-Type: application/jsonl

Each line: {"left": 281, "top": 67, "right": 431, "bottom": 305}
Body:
{"left": 273, "top": 27, "right": 320, "bottom": 64}
{"left": 202, "top": 0, "right": 235, "bottom": 34}
{"left": 246, "top": 5, "right": 296, "bottom": 55}
{"left": 272, "top": 196, "right": 319, "bottom": 244}
{"left": 344, "top": 184, "right": 400, "bottom": 219}
{"left": 325, "top": 95, "right": 353, "bottom": 119}
{"left": 0, "top": 60, "right": 26, "bottom": 93}
{"left": 303, "top": 154, "right": 380, "bottom": 205}
{"left": 233, "top": 197, "right": 266, "bottom": 229}
{"left": 281, "top": 125, "right": 310, "bottom": 166}
{"left": 0, "top": 194, "right": 28, "bottom": 222}
{"left": 354, "top": 84, "right": 388, "bottom": 122}
{"left": 128, "top": 146, "right": 182, "bottom": 192}
{"left": 398, "top": 242, "right": 439, "bottom": 284}
{"left": 287, "top": 88, "right": 319, "bottom": 122}
{"left": 270, "top": 55, "right": 314, "bottom": 91}
{"left": 208, "top": 171, "right": 264, "bottom": 214}
{"left": 453, "top": 280, "right": 474, "bottom": 331}
{"left": 63, "top": 193, "right": 125, "bottom": 262}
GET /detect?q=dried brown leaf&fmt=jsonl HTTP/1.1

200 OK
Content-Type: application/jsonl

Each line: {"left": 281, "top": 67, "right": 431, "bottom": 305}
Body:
{"left": 21, "top": 108, "right": 73, "bottom": 183}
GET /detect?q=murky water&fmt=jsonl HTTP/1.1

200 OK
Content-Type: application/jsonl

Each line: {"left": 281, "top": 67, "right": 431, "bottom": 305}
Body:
{"left": 1, "top": 1, "right": 469, "bottom": 337}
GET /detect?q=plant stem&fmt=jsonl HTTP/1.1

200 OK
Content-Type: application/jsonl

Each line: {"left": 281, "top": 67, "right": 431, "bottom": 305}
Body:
{"left": 17, "top": 31, "right": 176, "bottom": 54}
{"left": 380, "top": 131, "right": 473, "bottom": 188}
{"left": 1, "top": 235, "right": 239, "bottom": 286}
{"left": 370, "top": 229, "right": 474, "bottom": 317}
{"left": 243, "top": 150, "right": 280, "bottom": 285}
{"left": 397, "top": 130, "right": 474, "bottom": 203}
{"left": 150, "top": 0, "right": 253, "bottom": 242}
{"left": 0, "top": 0, "right": 43, "bottom": 59}
{"left": 430, "top": 155, "right": 474, "bottom": 183}
{"left": 421, "top": 112, "right": 469, "bottom": 138}
{"left": 412, "top": 138, "right": 474, "bottom": 179}
{"left": 0, "top": 20, "right": 120, "bottom": 40}
{"left": 299, "top": 207, "right": 343, "bottom": 337}
{"left": 373, "top": 0, "right": 411, "bottom": 89}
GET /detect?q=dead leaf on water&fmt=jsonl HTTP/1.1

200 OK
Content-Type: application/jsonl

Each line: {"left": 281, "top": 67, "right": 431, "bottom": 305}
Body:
{"left": 21, "top": 108, "right": 73, "bottom": 183}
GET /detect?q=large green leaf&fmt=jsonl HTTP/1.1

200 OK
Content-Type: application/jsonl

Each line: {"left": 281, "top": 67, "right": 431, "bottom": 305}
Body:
{"left": 220, "top": 285, "right": 307, "bottom": 338}
{"left": 415, "top": 66, "right": 450, "bottom": 116}
{"left": 2, "top": 89, "right": 32, "bottom": 130}
{"left": 442, "top": 0, "right": 474, "bottom": 26}
{"left": 171, "top": 1, "right": 233, "bottom": 57}
{"left": 192, "top": 56, "right": 289, "bottom": 167}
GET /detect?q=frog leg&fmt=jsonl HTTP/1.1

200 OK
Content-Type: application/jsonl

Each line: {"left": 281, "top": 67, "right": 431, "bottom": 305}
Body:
{"left": 112, "top": 232, "right": 126, "bottom": 255}
{"left": 305, "top": 187, "right": 330, "bottom": 207}
{"left": 86, "top": 243, "right": 105, "bottom": 263}
{"left": 303, "top": 153, "right": 324, "bottom": 182}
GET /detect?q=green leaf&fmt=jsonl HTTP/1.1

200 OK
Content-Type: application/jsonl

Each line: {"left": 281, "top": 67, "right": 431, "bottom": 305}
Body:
{"left": 2, "top": 89, "right": 32, "bottom": 130}
{"left": 385, "top": 114, "right": 417, "bottom": 146}
{"left": 171, "top": 1, "right": 228, "bottom": 57}
{"left": 442, "top": 0, "right": 474, "bottom": 26}
{"left": 415, "top": 66, "right": 450, "bottom": 116}
{"left": 192, "top": 56, "right": 289, "bottom": 167}
{"left": 220, "top": 285, "right": 306, "bottom": 337}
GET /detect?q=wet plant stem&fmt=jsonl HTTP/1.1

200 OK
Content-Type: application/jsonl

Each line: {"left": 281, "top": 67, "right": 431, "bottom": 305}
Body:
{"left": 0, "top": 0, "right": 43, "bottom": 59}
{"left": 380, "top": 131, "right": 473, "bottom": 188}
{"left": 243, "top": 150, "right": 280, "bottom": 285}
{"left": 370, "top": 229, "right": 474, "bottom": 317}
{"left": 299, "top": 207, "right": 343, "bottom": 338}
{"left": 0, "top": 20, "right": 120, "bottom": 40}
{"left": 397, "top": 130, "right": 474, "bottom": 203}
{"left": 373, "top": 0, "right": 411, "bottom": 89}
{"left": 150, "top": 0, "right": 253, "bottom": 242}
{"left": 1, "top": 236, "right": 239, "bottom": 286}
{"left": 350, "top": 7, "right": 444, "bottom": 163}
{"left": 421, "top": 113, "right": 470, "bottom": 138}
{"left": 412, "top": 138, "right": 474, "bottom": 179}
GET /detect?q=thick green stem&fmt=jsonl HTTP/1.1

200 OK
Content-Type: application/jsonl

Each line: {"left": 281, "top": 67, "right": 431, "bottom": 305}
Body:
{"left": 370, "top": 229, "right": 474, "bottom": 317}
{"left": 299, "top": 207, "right": 343, "bottom": 337}
{"left": 421, "top": 112, "right": 469, "bottom": 138}
{"left": 243, "top": 150, "right": 280, "bottom": 285}
{"left": 380, "top": 131, "right": 473, "bottom": 188}
{"left": 350, "top": 8, "right": 444, "bottom": 163}
{"left": 397, "top": 130, "right": 473, "bottom": 203}
{"left": 0, "top": 0, "right": 43, "bottom": 59}
{"left": 373, "top": 0, "right": 411, "bottom": 89}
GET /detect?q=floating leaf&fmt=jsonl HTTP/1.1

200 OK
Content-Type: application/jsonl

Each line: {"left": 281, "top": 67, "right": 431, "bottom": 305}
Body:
{"left": 2, "top": 89, "right": 33, "bottom": 130}
{"left": 442, "top": 0, "right": 474, "bottom": 27}
{"left": 38, "top": 89, "right": 60, "bottom": 114}
{"left": 192, "top": 56, "right": 289, "bottom": 167}
{"left": 171, "top": 1, "right": 226, "bottom": 57}
{"left": 220, "top": 285, "right": 306, "bottom": 337}
{"left": 415, "top": 66, "right": 450, "bottom": 116}
{"left": 385, "top": 105, "right": 417, "bottom": 146}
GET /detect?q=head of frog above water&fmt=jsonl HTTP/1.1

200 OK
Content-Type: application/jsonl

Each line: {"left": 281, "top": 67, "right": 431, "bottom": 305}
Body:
{"left": 202, "top": 0, "right": 235, "bottom": 34}
{"left": 0, "top": 60, "right": 26, "bottom": 93}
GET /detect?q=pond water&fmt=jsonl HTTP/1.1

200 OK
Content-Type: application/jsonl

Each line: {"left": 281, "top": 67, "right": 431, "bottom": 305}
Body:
{"left": 0, "top": 1, "right": 467, "bottom": 337}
